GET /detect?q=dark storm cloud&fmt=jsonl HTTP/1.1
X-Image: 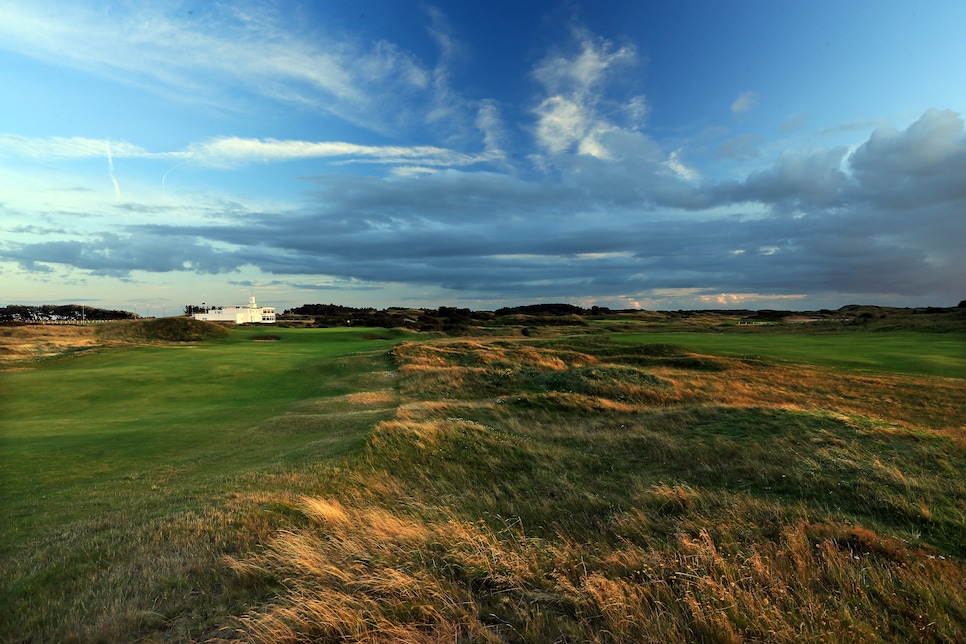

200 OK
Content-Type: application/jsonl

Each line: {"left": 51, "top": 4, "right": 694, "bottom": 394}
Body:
{"left": 4, "top": 108, "right": 963, "bottom": 304}
{"left": 3, "top": 233, "right": 241, "bottom": 276}
{"left": 712, "top": 146, "right": 849, "bottom": 207}
{"left": 849, "top": 108, "right": 966, "bottom": 208}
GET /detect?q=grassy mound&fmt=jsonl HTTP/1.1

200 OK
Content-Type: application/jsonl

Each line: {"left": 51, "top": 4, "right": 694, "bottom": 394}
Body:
{"left": 97, "top": 316, "right": 233, "bottom": 342}
{"left": 219, "top": 335, "right": 966, "bottom": 643}
{"left": 5, "top": 327, "right": 965, "bottom": 641}
{"left": 0, "top": 324, "right": 101, "bottom": 369}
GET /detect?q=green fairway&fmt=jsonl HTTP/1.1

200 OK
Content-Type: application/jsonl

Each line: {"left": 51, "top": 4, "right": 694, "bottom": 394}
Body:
{"left": 1, "top": 326, "right": 406, "bottom": 536}
{"left": 3, "top": 322, "right": 965, "bottom": 641}
{"left": 609, "top": 331, "right": 966, "bottom": 379}
{"left": 0, "top": 325, "right": 409, "bottom": 639}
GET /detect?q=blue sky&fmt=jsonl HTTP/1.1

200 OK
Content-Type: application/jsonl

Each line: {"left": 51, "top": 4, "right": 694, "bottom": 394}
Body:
{"left": 1, "top": 1, "right": 964, "bottom": 313}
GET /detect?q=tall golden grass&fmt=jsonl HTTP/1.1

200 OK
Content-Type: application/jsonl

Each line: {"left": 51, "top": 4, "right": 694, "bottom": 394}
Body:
{"left": 219, "top": 337, "right": 966, "bottom": 642}
{"left": 0, "top": 324, "right": 101, "bottom": 369}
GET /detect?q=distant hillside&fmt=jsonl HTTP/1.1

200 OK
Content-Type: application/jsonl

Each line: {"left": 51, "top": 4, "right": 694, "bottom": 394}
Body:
{"left": 97, "top": 317, "right": 232, "bottom": 342}
{"left": 280, "top": 302, "right": 966, "bottom": 334}
{"left": 0, "top": 317, "right": 232, "bottom": 371}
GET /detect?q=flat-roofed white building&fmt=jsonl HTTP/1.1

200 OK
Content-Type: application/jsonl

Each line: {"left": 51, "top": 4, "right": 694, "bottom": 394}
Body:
{"left": 192, "top": 295, "right": 276, "bottom": 324}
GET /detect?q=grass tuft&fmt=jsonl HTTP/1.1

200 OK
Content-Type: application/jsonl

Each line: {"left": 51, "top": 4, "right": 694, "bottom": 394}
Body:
{"left": 220, "top": 332, "right": 966, "bottom": 643}
{"left": 6, "top": 325, "right": 965, "bottom": 641}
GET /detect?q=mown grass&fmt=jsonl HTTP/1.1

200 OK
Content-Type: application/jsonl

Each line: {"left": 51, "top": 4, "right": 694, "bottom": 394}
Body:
{"left": 0, "top": 324, "right": 408, "bottom": 642}
{"left": 609, "top": 331, "right": 966, "bottom": 378}
{"left": 4, "top": 325, "right": 965, "bottom": 642}
{"left": 221, "top": 336, "right": 966, "bottom": 643}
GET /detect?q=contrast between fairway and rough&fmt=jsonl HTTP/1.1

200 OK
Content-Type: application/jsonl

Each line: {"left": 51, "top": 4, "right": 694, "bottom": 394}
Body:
{"left": 1, "top": 317, "right": 964, "bottom": 641}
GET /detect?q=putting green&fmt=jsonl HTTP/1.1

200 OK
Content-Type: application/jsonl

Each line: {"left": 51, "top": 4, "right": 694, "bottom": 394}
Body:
{"left": 610, "top": 331, "right": 966, "bottom": 379}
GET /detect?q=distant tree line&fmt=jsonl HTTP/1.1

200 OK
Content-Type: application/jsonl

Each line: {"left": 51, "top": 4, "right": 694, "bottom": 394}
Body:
{"left": 284, "top": 303, "right": 372, "bottom": 319}
{"left": 280, "top": 303, "right": 630, "bottom": 332}
{"left": 283, "top": 303, "right": 491, "bottom": 332}
{"left": 0, "top": 304, "right": 135, "bottom": 322}
{"left": 205, "top": 300, "right": 966, "bottom": 333}
{"left": 494, "top": 303, "right": 591, "bottom": 316}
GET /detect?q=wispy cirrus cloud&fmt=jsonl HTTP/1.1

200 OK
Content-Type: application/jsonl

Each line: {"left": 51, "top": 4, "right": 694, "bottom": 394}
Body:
{"left": 2, "top": 4, "right": 963, "bottom": 311}
{"left": 0, "top": 133, "right": 494, "bottom": 170}
{"left": 0, "top": 2, "right": 435, "bottom": 133}
{"left": 183, "top": 137, "right": 497, "bottom": 168}
{"left": 7, "top": 107, "right": 959, "bottom": 306}
{"left": 0, "top": 135, "right": 155, "bottom": 160}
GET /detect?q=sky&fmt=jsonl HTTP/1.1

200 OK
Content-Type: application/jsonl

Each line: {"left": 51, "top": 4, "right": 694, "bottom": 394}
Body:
{"left": 1, "top": 1, "right": 965, "bottom": 314}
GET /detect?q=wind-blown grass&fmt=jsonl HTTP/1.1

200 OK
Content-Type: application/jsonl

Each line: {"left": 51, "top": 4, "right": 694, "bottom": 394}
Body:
{"left": 0, "top": 325, "right": 408, "bottom": 642}
{"left": 221, "top": 336, "right": 966, "bottom": 643}
{"left": 4, "top": 325, "right": 964, "bottom": 641}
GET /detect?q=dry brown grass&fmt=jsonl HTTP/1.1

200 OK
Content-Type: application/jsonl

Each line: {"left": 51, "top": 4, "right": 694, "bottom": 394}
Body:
{"left": 218, "top": 334, "right": 966, "bottom": 643}
{"left": 342, "top": 391, "right": 397, "bottom": 407}
{"left": 224, "top": 487, "right": 966, "bottom": 642}
{"left": 391, "top": 338, "right": 965, "bottom": 430}
{"left": 657, "top": 360, "right": 966, "bottom": 429}
{"left": 0, "top": 324, "right": 103, "bottom": 369}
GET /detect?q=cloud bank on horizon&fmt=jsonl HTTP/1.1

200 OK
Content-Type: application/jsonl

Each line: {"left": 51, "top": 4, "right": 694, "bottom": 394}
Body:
{"left": 1, "top": 1, "right": 964, "bottom": 312}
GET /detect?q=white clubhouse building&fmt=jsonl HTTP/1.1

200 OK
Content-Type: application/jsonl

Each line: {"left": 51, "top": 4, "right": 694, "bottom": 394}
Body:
{"left": 192, "top": 295, "right": 276, "bottom": 324}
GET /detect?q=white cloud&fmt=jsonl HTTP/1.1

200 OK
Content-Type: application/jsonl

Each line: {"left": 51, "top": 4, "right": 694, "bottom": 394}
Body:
{"left": 849, "top": 108, "right": 966, "bottom": 191}
{"left": 0, "top": 134, "right": 155, "bottom": 160}
{"left": 184, "top": 137, "right": 493, "bottom": 168}
{"left": 621, "top": 95, "right": 649, "bottom": 129}
{"left": 420, "top": 5, "right": 480, "bottom": 142}
{"left": 731, "top": 91, "right": 758, "bottom": 115}
{"left": 2, "top": 1, "right": 962, "bottom": 310}
{"left": 532, "top": 32, "right": 636, "bottom": 97}
{"left": 530, "top": 31, "right": 640, "bottom": 157}
{"left": 0, "top": 133, "right": 495, "bottom": 170}
{"left": 389, "top": 166, "right": 439, "bottom": 178}
{"left": 714, "top": 146, "right": 849, "bottom": 206}
{"left": 5, "top": 112, "right": 963, "bottom": 305}
{"left": 666, "top": 149, "right": 699, "bottom": 181}
{"left": 697, "top": 292, "right": 807, "bottom": 306}
{"left": 0, "top": 2, "right": 435, "bottom": 133}
{"left": 106, "top": 141, "right": 120, "bottom": 202}
{"left": 475, "top": 100, "right": 509, "bottom": 160}
{"left": 534, "top": 96, "right": 591, "bottom": 155}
